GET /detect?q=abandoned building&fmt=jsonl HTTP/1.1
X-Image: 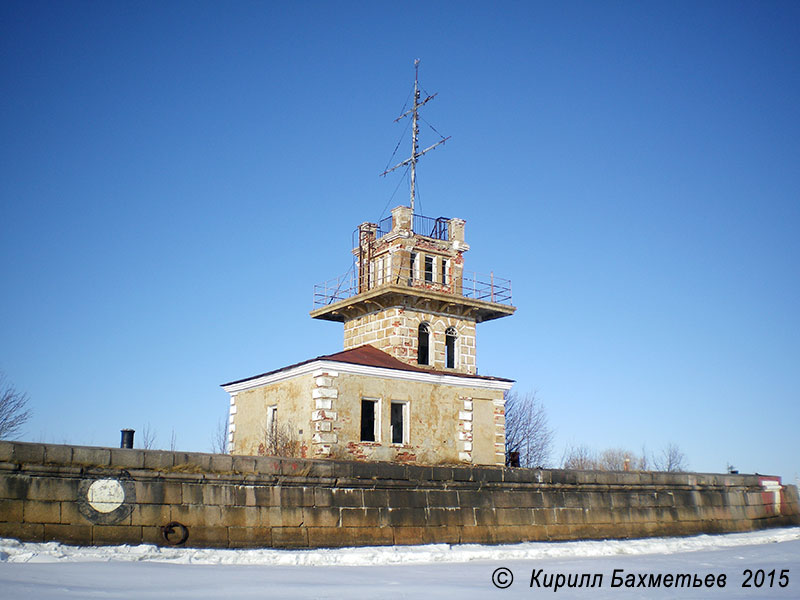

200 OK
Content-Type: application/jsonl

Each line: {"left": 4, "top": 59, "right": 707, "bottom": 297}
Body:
{"left": 222, "top": 204, "right": 516, "bottom": 465}
{"left": 222, "top": 61, "right": 515, "bottom": 465}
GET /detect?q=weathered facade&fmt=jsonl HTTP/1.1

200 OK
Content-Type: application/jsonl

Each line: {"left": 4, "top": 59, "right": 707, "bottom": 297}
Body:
{"left": 311, "top": 205, "right": 514, "bottom": 374}
{"left": 223, "top": 204, "right": 516, "bottom": 465}
{"left": 223, "top": 346, "right": 512, "bottom": 465}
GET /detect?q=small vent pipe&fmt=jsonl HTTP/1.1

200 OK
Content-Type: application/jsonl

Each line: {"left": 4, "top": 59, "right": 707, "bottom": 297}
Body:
{"left": 120, "top": 429, "right": 135, "bottom": 449}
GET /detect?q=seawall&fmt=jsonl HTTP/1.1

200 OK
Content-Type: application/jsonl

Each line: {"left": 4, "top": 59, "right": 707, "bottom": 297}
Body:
{"left": 0, "top": 441, "right": 797, "bottom": 548}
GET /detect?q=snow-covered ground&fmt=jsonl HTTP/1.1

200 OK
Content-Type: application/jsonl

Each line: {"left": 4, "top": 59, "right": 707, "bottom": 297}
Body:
{"left": 1, "top": 527, "right": 798, "bottom": 599}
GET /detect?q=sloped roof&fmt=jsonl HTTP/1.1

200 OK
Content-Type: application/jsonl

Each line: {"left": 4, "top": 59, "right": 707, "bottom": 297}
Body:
{"left": 221, "top": 344, "right": 513, "bottom": 387}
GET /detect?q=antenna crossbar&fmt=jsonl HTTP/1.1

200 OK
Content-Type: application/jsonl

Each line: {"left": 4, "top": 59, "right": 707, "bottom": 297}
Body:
{"left": 379, "top": 59, "right": 449, "bottom": 214}
{"left": 380, "top": 137, "right": 451, "bottom": 177}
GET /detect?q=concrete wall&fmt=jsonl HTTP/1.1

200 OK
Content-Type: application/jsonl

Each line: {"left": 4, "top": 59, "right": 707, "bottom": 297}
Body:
{"left": 1, "top": 441, "right": 797, "bottom": 549}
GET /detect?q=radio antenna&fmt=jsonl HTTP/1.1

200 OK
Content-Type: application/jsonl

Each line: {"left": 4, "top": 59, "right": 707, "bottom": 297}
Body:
{"left": 381, "top": 59, "right": 450, "bottom": 214}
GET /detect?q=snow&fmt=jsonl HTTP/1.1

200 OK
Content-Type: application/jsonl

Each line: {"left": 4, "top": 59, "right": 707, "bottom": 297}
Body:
{"left": 1, "top": 527, "right": 799, "bottom": 599}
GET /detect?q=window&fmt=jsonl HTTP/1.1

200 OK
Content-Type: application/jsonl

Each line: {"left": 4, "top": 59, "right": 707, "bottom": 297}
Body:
{"left": 265, "top": 405, "right": 278, "bottom": 453}
{"left": 391, "top": 401, "right": 408, "bottom": 444}
{"left": 409, "top": 252, "right": 417, "bottom": 284}
{"left": 440, "top": 258, "right": 448, "bottom": 285}
{"left": 424, "top": 255, "right": 434, "bottom": 282}
{"left": 267, "top": 405, "right": 278, "bottom": 440}
{"left": 376, "top": 256, "right": 384, "bottom": 285}
{"left": 445, "top": 327, "right": 457, "bottom": 369}
{"left": 360, "top": 398, "right": 379, "bottom": 442}
{"left": 418, "top": 322, "right": 430, "bottom": 365}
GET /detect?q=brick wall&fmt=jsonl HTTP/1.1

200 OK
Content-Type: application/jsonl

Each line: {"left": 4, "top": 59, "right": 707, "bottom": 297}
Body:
{"left": 0, "top": 441, "right": 797, "bottom": 549}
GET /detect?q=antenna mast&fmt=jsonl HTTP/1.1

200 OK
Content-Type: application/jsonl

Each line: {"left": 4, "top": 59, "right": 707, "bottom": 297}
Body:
{"left": 381, "top": 59, "right": 450, "bottom": 214}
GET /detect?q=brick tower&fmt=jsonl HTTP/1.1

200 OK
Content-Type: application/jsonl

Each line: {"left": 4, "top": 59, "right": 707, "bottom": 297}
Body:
{"left": 310, "top": 204, "right": 515, "bottom": 375}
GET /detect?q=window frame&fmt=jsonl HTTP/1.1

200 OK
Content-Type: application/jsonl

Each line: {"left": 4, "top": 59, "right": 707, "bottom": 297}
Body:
{"left": 418, "top": 322, "right": 431, "bottom": 365}
{"left": 390, "top": 400, "right": 409, "bottom": 445}
{"left": 266, "top": 405, "right": 278, "bottom": 439}
{"left": 360, "top": 397, "right": 380, "bottom": 442}
{"left": 424, "top": 255, "right": 434, "bottom": 283}
{"left": 445, "top": 327, "right": 457, "bottom": 369}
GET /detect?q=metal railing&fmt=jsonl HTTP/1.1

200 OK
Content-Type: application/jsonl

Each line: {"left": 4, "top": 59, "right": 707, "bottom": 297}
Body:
{"left": 414, "top": 214, "right": 449, "bottom": 240}
{"left": 461, "top": 271, "right": 513, "bottom": 304}
{"left": 376, "top": 213, "right": 449, "bottom": 240}
{"left": 313, "top": 269, "right": 512, "bottom": 307}
{"left": 312, "top": 271, "right": 358, "bottom": 307}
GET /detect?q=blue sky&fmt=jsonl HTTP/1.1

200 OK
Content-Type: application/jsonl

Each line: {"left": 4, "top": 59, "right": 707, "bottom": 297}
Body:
{"left": 1, "top": 1, "right": 798, "bottom": 481}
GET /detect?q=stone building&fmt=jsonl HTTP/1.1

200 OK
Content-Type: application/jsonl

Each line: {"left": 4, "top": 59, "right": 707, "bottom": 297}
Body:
{"left": 222, "top": 205, "right": 515, "bottom": 465}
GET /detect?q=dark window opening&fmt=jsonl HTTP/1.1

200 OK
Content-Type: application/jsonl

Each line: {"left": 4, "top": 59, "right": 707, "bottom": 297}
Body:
{"left": 445, "top": 327, "right": 457, "bottom": 369}
{"left": 391, "top": 402, "right": 405, "bottom": 444}
{"left": 360, "top": 399, "right": 376, "bottom": 442}
{"left": 424, "top": 255, "right": 434, "bottom": 282}
{"left": 418, "top": 323, "right": 430, "bottom": 365}
{"left": 441, "top": 258, "right": 447, "bottom": 284}
{"left": 409, "top": 252, "right": 417, "bottom": 285}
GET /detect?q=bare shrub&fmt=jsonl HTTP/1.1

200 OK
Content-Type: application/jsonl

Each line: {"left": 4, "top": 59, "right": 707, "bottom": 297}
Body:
{"left": 0, "top": 373, "right": 32, "bottom": 440}
{"left": 258, "top": 420, "right": 302, "bottom": 458}
{"left": 562, "top": 442, "right": 688, "bottom": 472}
{"left": 504, "top": 390, "right": 554, "bottom": 467}
{"left": 561, "top": 444, "right": 598, "bottom": 470}
{"left": 211, "top": 416, "right": 228, "bottom": 454}
{"left": 139, "top": 423, "right": 157, "bottom": 450}
{"left": 598, "top": 447, "right": 647, "bottom": 471}
{"left": 653, "top": 442, "right": 688, "bottom": 472}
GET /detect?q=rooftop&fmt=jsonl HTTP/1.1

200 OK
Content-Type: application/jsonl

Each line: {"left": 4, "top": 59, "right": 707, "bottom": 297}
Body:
{"left": 221, "top": 344, "right": 514, "bottom": 388}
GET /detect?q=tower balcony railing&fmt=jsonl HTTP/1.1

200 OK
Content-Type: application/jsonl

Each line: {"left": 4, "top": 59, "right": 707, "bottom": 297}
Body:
{"left": 313, "top": 270, "right": 512, "bottom": 307}
{"left": 377, "top": 214, "right": 449, "bottom": 241}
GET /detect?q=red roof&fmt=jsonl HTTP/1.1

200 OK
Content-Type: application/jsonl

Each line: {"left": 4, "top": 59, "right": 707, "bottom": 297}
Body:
{"left": 222, "top": 344, "right": 513, "bottom": 387}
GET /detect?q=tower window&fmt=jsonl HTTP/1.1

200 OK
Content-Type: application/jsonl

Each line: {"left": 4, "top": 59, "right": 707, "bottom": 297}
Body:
{"left": 361, "top": 398, "right": 378, "bottom": 442}
{"left": 376, "top": 256, "right": 384, "bottom": 285}
{"left": 441, "top": 258, "right": 448, "bottom": 285}
{"left": 390, "top": 401, "right": 408, "bottom": 444}
{"left": 424, "top": 255, "right": 434, "bottom": 282}
{"left": 409, "top": 252, "right": 417, "bottom": 284}
{"left": 418, "top": 322, "right": 430, "bottom": 365}
{"left": 445, "top": 327, "right": 457, "bottom": 369}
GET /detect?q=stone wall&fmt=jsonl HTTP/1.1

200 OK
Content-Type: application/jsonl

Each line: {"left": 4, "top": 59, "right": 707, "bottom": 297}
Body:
{"left": 0, "top": 441, "right": 797, "bottom": 549}
{"left": 343, "top": 307, "right": 477, "bottom": 374}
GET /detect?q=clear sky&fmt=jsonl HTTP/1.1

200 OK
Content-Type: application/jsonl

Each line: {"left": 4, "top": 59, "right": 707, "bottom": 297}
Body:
{"left": 1, "top": 1, "right": 798, "bottom": 481}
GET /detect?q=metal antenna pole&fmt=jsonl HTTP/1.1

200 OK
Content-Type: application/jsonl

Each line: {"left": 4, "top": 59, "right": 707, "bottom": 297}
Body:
{"left": 410, "top": 59, "right": 420, "bottom": 213}
{"left": 381, "top": 59, "right": 450, "bottom": 214}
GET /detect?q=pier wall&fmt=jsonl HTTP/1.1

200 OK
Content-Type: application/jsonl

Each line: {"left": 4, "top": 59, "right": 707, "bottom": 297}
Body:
{"left": 1, "top": 441, "right": 797, "bottom": 548}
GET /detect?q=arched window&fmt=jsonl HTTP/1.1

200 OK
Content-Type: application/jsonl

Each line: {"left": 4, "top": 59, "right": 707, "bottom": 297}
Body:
{"left": 445, "top": 327, "right": 457, "bottom": 369}
{"left": 418, "top": 322, "right": 430, "bottom": 365}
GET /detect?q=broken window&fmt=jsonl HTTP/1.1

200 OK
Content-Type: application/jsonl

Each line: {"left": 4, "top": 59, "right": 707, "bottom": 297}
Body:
{"left": 360, "top": 398, "right": 378, "bottom": 442}
{"left": 418, "top": 322, "right": 430, "bottom": 365}
{"left": 265, "top": 405, "right": 278, "bottom": 453}
{"left": 445, "top": 327, "right": 457, "bottom": 369}
{"left": 424, "top": 255, "right": 434, "bottom": 282}
{"left": 391, "top": 401, "right": 407, "bottom": 444}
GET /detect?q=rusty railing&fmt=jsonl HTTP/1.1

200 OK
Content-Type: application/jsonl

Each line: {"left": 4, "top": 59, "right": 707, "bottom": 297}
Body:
{"left": 313, "top": 269, "right": 511, "bottom": 307}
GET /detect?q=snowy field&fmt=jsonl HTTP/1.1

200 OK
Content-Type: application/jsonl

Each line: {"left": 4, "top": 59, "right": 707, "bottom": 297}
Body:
{"left": 1, "top": 527, "right": 798, "bottom": 599}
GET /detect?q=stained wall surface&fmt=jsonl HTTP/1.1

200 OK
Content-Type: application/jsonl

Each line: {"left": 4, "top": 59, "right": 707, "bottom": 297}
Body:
{"left": 1, "top": 441, "right": 798, "bottom": 549}
{"left": 343, "top": 308, "right": 478, "bottom": 374}
{"left": 229, "top": 369, "right": 507, "bottom": 465}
